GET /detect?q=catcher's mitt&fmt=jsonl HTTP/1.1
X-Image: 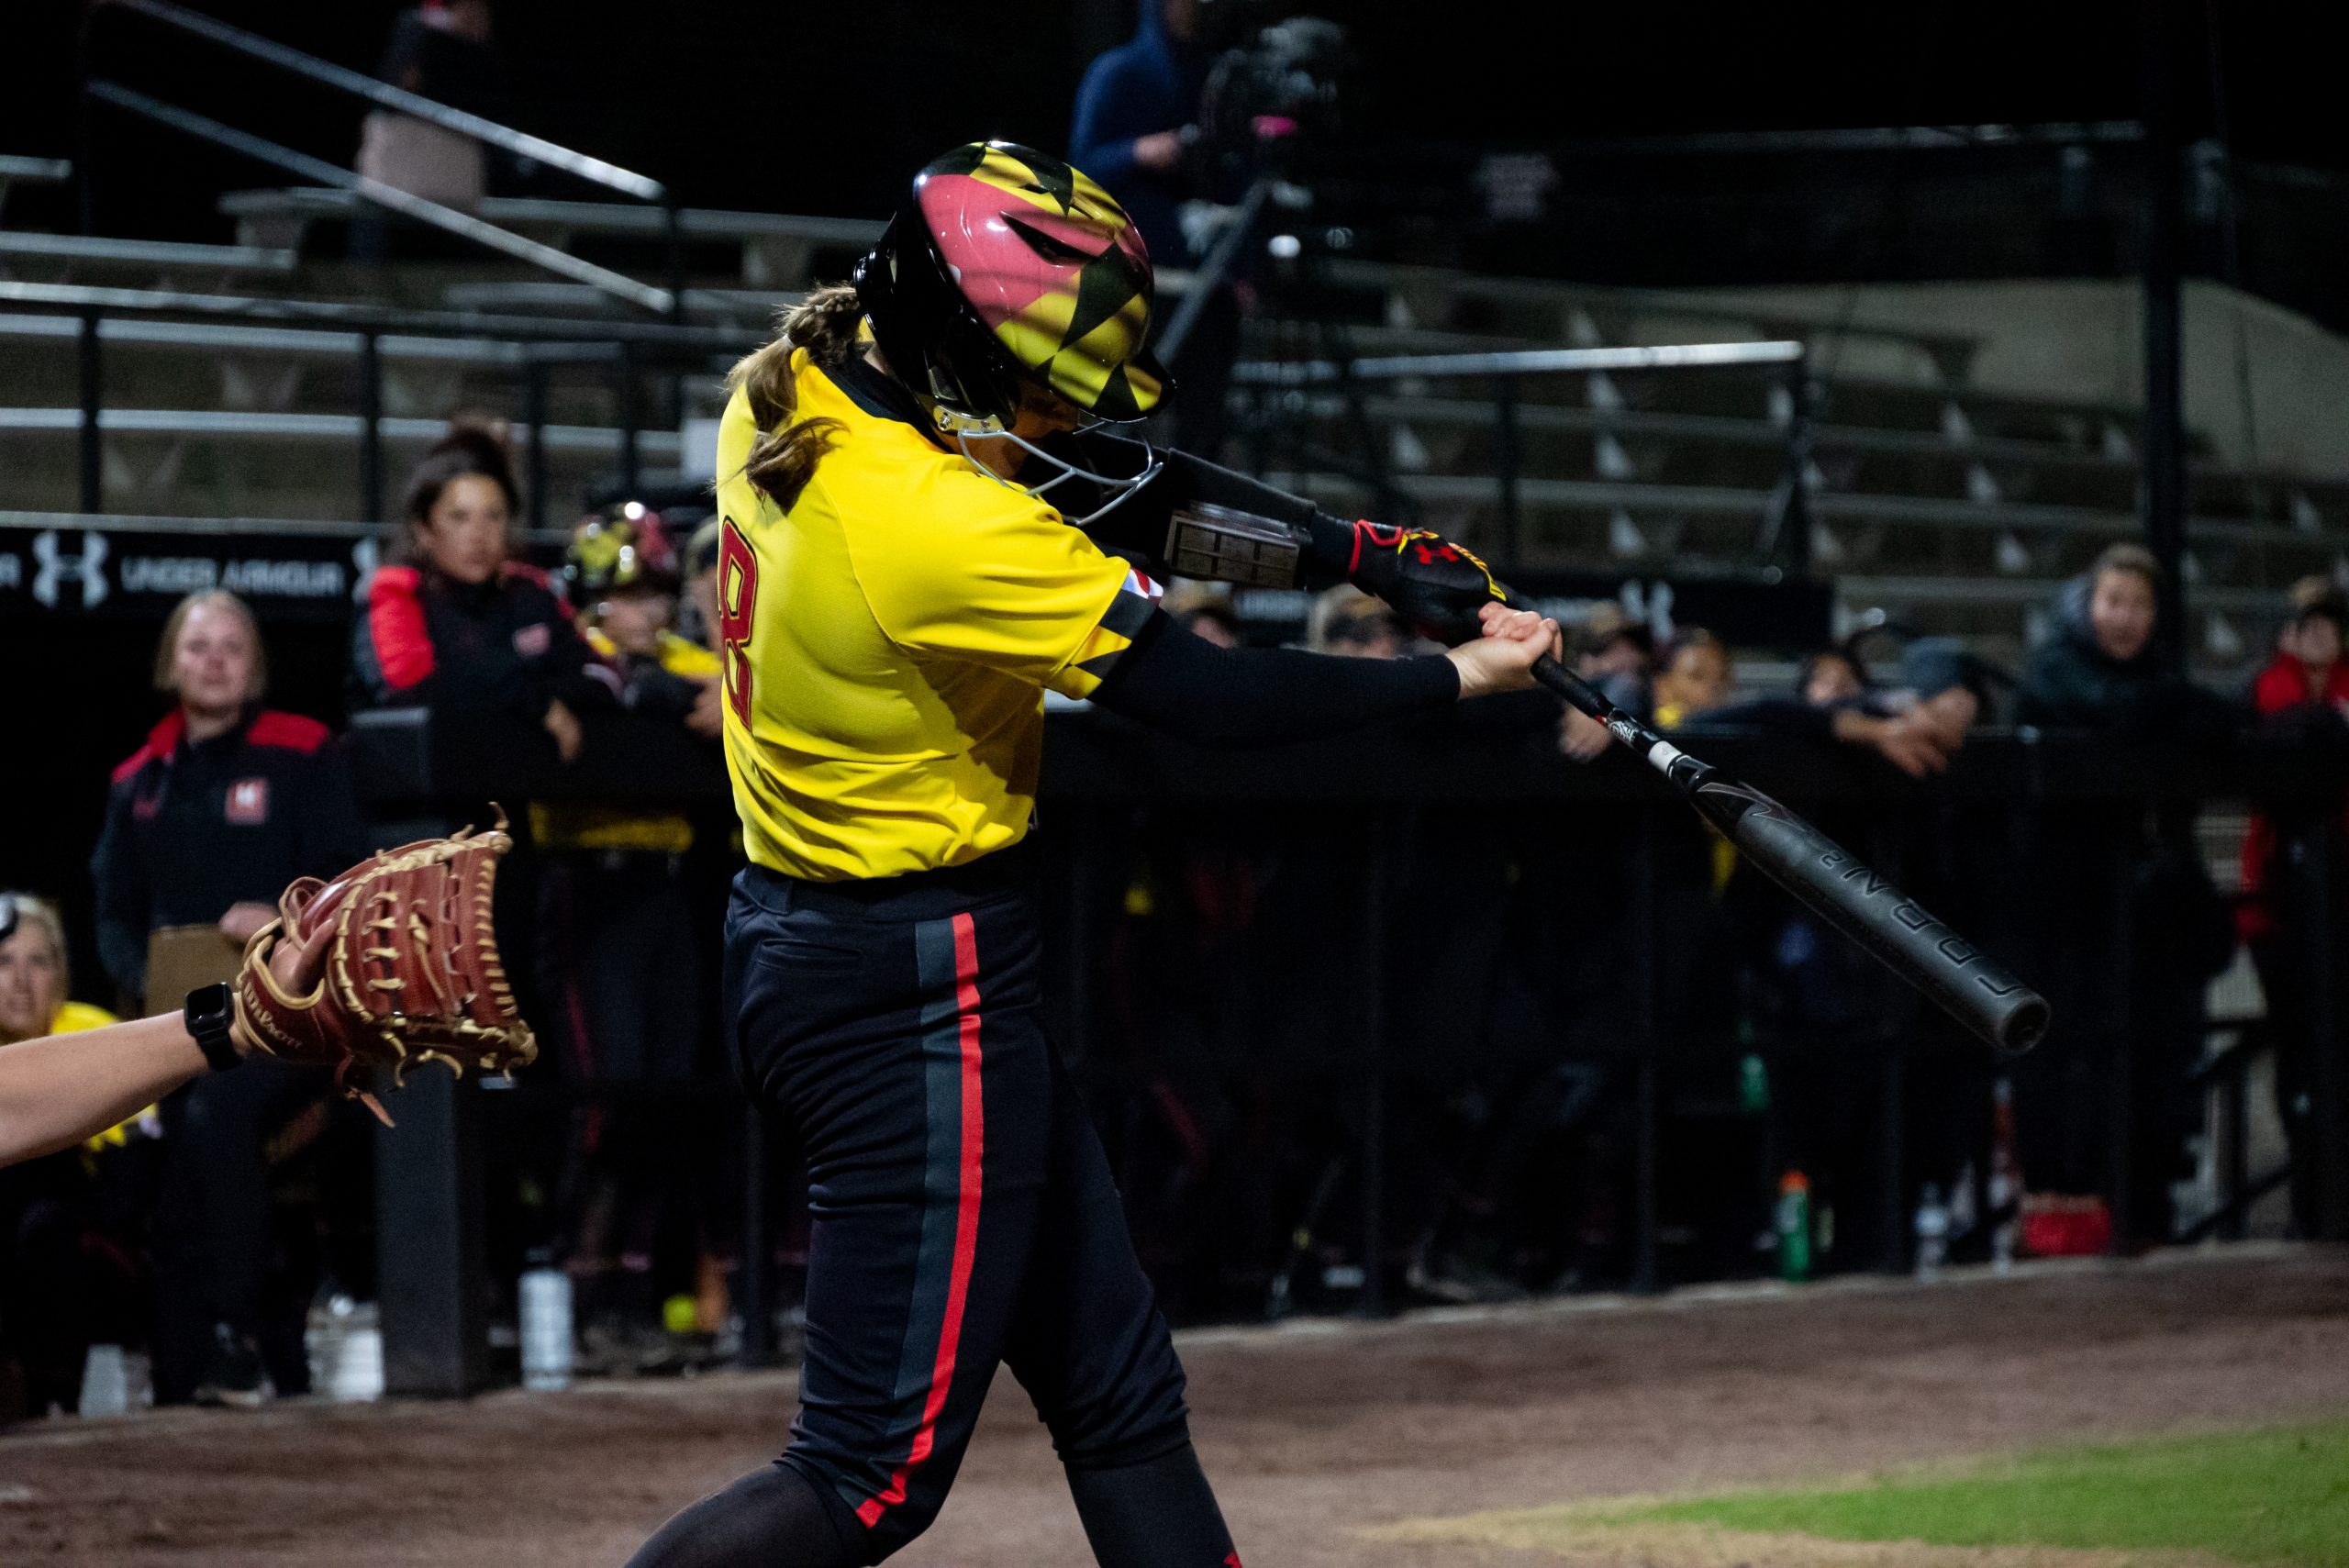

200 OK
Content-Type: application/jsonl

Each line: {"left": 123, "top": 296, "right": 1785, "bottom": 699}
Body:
{"left": 231, "top": 817, "right": 537, "bottom": 1114}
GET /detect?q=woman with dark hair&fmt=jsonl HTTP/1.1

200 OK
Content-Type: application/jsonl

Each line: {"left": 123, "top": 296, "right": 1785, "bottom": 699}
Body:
{"left": 349, "top": 438, "right": 616, "bottom": 753}
{"left": 88, "top": 589, "right": 362, "bottom": 1407}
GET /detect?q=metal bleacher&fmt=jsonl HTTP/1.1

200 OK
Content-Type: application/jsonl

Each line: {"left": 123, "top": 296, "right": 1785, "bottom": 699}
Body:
{"left": 1242, "top": 261, "right": 2349, "bottom": 667}
{"left": 6, "top": 148, "right": 2346, "bottom": 672}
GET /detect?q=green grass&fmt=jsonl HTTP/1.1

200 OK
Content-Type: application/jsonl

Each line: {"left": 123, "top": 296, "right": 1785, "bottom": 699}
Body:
{"left": 1625, "top": 1420, "right": 2349, "bottom": 1567}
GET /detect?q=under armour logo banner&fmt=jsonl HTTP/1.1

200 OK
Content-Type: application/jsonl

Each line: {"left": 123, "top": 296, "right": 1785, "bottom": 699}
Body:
{"left": 32, "top": 530, "right": 110, "bottom": 610}
{"left": 4, "top": 522, "right": 372, "bottom": 621}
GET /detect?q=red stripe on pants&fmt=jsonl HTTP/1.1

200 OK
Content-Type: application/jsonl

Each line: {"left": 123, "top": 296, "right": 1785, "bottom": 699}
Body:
{"left": 857, "top": 911, "right": 986, "bottom": 1529}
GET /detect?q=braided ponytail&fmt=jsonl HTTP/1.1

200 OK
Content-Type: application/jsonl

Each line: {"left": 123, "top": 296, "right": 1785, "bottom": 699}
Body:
{"left": 726, "top": 284, "right": 866, "bottom": 509}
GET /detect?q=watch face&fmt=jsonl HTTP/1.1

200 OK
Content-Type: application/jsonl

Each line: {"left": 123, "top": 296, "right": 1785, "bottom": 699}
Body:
{"left": 185, "top": 983, "right": 242, "bottom": 1071}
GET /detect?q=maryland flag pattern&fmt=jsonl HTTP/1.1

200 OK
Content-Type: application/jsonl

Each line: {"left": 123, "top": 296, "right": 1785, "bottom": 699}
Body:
{"left": 914, "top": 142, "right": 1165, "bottom": 421}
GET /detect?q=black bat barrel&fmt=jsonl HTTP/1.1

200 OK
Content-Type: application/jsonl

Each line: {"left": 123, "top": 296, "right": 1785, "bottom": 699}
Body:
{"left": 1695, "top": 779, "right": 2050, "bottom": 1057}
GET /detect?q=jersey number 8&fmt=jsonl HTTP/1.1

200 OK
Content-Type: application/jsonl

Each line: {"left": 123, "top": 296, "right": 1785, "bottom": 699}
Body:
{"left": 718, "top": 517, "right": 759, "bottom": 726}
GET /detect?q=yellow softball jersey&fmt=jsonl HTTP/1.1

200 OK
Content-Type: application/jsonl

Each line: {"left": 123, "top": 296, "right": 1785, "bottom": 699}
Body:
{"left": 711, "top": 350, "right": 1159, "bottom": 881}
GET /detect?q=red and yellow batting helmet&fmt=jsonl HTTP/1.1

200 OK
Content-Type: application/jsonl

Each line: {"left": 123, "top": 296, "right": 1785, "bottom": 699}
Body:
{"left": 855, "top": 141, "right": 1169, "bottom": 430}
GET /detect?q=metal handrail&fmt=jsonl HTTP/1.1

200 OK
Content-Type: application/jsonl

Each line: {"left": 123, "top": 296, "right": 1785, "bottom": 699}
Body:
{"left": 1234, "top": 339, "right": 1812, "bottom": 574}
{"left": 0, "top": 155, "right": 74, "bottom": 183}
{"left": 84, "top": 83, "right": 673, "bottom": 317}
{"left": 1234, "top": 340, "right": 1808, "bottom": 385}
{"left": 105, "top": 0, "right": 665, "bottom": 205}
{"left": 0, "top": 278, "right": 740, "bottom": 349}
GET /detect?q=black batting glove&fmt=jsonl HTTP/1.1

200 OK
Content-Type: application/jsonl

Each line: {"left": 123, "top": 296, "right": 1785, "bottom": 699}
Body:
{"left": 1306, "top": 516, "right": 1508, "bottom": 641}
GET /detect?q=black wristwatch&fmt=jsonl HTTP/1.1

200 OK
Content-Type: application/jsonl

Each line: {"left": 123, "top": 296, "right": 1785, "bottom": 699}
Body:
{"left": 183, "top": 982, "right": 244, "bottom": 1073}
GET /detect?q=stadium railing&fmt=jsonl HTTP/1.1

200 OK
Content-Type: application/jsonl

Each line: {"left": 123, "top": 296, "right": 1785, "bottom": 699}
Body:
{"left": 1234, "top": 340, "right": 1816, "bottom": 574}
{"left": 217, "top": 189, "right": 884, "bottom": 295}
{"left": 336, "top": 713, "right": 2345, "bottom": 1375}
{"left": 0, "top": 278, "right": 740, "bottom": 525}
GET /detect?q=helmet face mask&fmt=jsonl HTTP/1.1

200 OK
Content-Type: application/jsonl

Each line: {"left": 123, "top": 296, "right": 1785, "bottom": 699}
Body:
{"left": 855, "top": 141, "right": 1171, "bottom": 527}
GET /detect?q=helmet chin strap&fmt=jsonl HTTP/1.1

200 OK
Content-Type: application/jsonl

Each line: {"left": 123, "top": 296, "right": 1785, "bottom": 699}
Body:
{"left": 929, "top": 403, "right": 1164, "bottom": 528}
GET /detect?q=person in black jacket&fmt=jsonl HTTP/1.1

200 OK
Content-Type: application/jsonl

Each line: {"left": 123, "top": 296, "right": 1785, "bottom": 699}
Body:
{"left": 2014, "top": 542, "right": 2240, "bottom": 1240}
{"left": 2017, "top": 542, "right": 2237, "bottom": 740}
{"left": 351, "top": 442, "right": 617, "bottom": 740}
{"left": 88, "top": 589, "right": 364, "bottom": 1407}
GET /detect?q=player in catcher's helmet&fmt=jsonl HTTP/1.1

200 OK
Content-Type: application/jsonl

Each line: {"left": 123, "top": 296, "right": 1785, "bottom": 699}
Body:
{"left": 562, "top": 500, "right": 680, "bottom": 602}
{"left": 852, "top": 140, "right": 1169, "bottom": 522}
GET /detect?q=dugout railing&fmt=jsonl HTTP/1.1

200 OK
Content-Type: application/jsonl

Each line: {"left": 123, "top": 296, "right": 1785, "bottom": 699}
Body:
{"left": 342, "top": 715, "right": 2346, "bottom": 1387}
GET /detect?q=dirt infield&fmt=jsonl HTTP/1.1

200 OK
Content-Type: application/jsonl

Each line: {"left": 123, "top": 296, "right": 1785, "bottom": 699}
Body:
{"left": 3, "top": 1245, "right": 2344, "bottom": 1567}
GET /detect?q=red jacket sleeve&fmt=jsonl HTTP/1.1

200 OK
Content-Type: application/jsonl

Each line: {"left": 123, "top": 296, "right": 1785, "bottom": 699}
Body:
{"left": 363, "top": 567, "right": 436, "bottom": 695}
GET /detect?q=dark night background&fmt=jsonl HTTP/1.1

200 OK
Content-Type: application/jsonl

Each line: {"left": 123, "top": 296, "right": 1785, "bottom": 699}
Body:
{"left": 8, "top": 3, "right": 2349, "bottom": 326}
{"left": 7, "top": 0, "right": 2349, "bottom": 987}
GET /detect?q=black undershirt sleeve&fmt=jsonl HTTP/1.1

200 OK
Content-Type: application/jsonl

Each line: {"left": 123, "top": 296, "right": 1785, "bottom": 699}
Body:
{"left": 1089, "top": 607, "right": 1459, "bottom": 750}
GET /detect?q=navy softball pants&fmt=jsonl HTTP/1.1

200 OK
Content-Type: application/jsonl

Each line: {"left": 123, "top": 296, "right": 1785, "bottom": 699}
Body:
{"left": 623, "top": 847, "right": 1239, "bottom": 1568}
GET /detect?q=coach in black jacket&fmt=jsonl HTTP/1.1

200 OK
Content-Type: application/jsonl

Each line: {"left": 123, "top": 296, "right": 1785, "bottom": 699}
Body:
{"left": 89, "top": 590, "right": 364, "bottom": 1409}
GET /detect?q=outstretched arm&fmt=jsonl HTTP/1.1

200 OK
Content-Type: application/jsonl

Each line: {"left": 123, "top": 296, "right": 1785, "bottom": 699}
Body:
{"left": 0, "top": 917, "right": 334, "bottom": 1169}
{"left": 0, "top": 1014, "right": 208, "bottom": 1168}
{"left": 1092, "top": 600, "right": 1558, "bottom": 749}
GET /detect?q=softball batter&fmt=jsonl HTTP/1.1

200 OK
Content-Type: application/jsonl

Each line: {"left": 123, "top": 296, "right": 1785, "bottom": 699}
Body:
{"left": 626, "top": 141, "right": 1556, "bottom": 1568}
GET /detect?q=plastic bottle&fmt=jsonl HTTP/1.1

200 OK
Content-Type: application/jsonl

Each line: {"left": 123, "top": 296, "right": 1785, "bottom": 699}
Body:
{"left": 1775, "top": 1171, "right": 1811, "bottom": 1283}
{"left": 78, "top": 1343, "right": 128, "bottom": 1418}
{"left": 1987, "top": 1076, "right": 2021, "bottom": 1274}
{"left": 1913, "top": 1182, "right": 1950, "bottom": 1282}
{"left": 1949, "top": 1158, "right": 1978, "bottom": 1242}
{"left": 520, "top": 1251, "right": 574, "bottom": 1392}
{"left": 1738, "top": 1053, "right": 1771, "bottom": 1114}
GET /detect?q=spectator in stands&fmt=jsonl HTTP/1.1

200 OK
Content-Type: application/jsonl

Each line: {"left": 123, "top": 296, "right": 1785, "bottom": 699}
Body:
{"left": 1896, "top": 638, "right": 1997, "bottom": 750}
{"left": 1754, "top": 645, "right": 1956, "bottom": 778}
{"left": 357, "top": 0, "right": 510, "bottom": 220}
{"left": 349, "top": 435, "right": 617, "bottom": 761}
{"left": 0, "top": 896, "right": 114, "bottom": 1047}
{"left": 1164, "top": 583, "right": 1243, "bottom": 650}
{"left": 2016, "top": 542, "right": 2233, "bottom": 740}
{"left": 88, "top": 590, "right": 362, "bottom": 1407}
{"left": 1798, "top": 648, "right": 1866, "bottom": 706}
{"left": 2013, "top": 545, "right": 2235, "bottom": 1241}
{"left": 2237, "top": 586, "right": 2349, "bottom": 1233}
{"left": 1072, "top": 0, "right": 1241, "bottom": 455}
{"left": 1652, "top": 628, "right": 1732, "bottom": 728}
{"left": 0, "top": 895, "right": 124, "bottom": 1418}
{"left": 1072, "top": 0, "right": 1203, "bottom": 264}
{"left": 1308, "top": 585, "right": 1408, "bottom": 660}
{"left": 533, "top": 507, "right": 722, "bottom": 1367}
{"left": 1558, "top": 610, "right": 1654, "bottom": 761}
